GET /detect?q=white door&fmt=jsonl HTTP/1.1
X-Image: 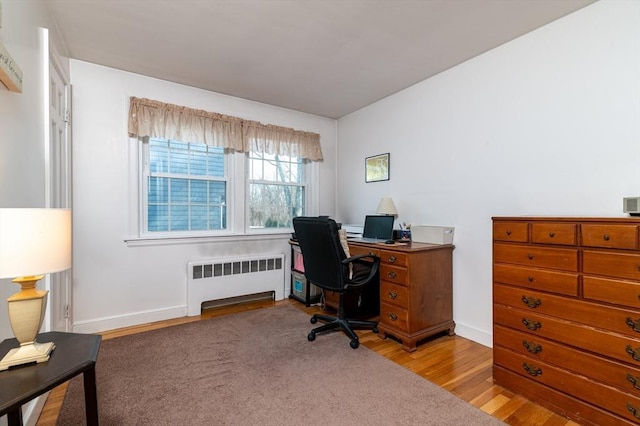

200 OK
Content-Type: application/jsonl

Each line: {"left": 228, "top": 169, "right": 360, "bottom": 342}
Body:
{"left": 49, "top": 59, "right": 72, "bottom": 332}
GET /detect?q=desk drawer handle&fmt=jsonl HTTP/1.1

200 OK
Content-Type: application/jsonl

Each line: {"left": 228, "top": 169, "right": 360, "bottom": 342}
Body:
{"left": 387, "top": 271, "right": 397, "bottom": 279}
{"left": 627, "top": 317, "right": 640, "bottom": 333}
{"left": 388, "top": 291, "right": 398, "bottom": 299}
{"left": 506, "top": 230, "right": 512, "bottom": 236}
{"left": 527, "top": 276, "right": 534, "bottom": 282}
{"left": 522, "top": 318, "right": 542, "bottom": 331}
{"left": 387, "top": 255, "right": 397, "bottom": 263}
{"left": 628, "top": 403, "right": 640, "bottom": 419}
{"left": 522, "top": 340, "right": 542, "bottom": 354}
{"left": 522, "top": 363, "right": 542, "bottom": 377}
{"left": 522, "top": 295, "right": 541, "bottom": 309}
{"left": 528, "top": 254, "right": 534, "bottom": 260}
{"left": 548, "top": 232, "right": 555, "bottom": 238}
{"left": 626, "top": 345, "right": 640, "bottom": 361}
{"left": 388, "top": 312, "right": 398, "bottom": 321}
{"left": 603, "top": 234, "right": 610, "bottom": 241}
{"left": 627, "top": 374, "right": 640, "bottom": 390}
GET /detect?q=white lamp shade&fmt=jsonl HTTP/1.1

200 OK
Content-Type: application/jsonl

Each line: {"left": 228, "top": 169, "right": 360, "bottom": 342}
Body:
{"left": 376, "top": 197, "right": 398, "bottom": 216}
{"left": 0, "top": 208, "right": 72, "bottom": 279}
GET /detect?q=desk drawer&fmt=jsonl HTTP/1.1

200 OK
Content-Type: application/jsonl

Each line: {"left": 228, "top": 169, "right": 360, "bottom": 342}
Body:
{"left": 380, "top": 264, "right": 408, "bottom": 286}
{"left": 582, "top": 224, "right": 639, "bottom": 250}
{"left": 494, "top": 243, "right": 578, "bottom": 271}
{"left": 493, "top": 264, "right": 578, "bottom": 296}
{"left": 494, "top": 221, "right": 529, "bottom": 242}
{"left": 349, "top": 244, "right": 380, "bottom": 258}
{"left": 380, "top": 250, "right": 408, "bottom": 267}
{"left": 380, "top": 302, "right": 408, "bottom": 332}
{"left": 531, "top": 222, "right": 577, "bottom": 246}
{"left": 381, "top": 281, "right": 408, "bottom": 308}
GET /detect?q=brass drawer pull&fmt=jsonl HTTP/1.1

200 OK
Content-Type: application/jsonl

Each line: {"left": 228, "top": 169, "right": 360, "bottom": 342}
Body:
{"left": 528, "top": 254, "right": 534, "bottom": 260}
{"left": 387, "top": 271, "right": 397, "bottom": 279}
{"left": 522, "top": 340, "right": 542, "bottom": 354}
{"left": 627, "top": 374, "right": 640, "bottom": 390}
{"left": 626, "top": 317, "right": 640, "bottom": 333}
{"left": 388, "top": 291, "right": 398, "bottom": 299}
{"left": 527, "top": 276, "right": 534, "bottom": 282}
{"left": 388, "top": 313, "right": 398, "bottom": 321}
{"left": 626, "top": 345, "right": 640, "bottom": 361}
{"left": 603, "top": 234, "right": 610, "bottom": 241}
{"left": 548, "top": 232, "right": 555, "bottom": 238}
{"left": 522, "top": 295, "right": 542, "bottom": 309}
{"left": 522, "top": 363, "right": 542, "bottom": 377}
{"left": 506, "top": 230, "right": 512, "bottom": 236}
{"left": 628, "top": 403, "right": 640, "bottom": 419}
{"left": 387, "top": 255, "right": 397, "bottom": 263}
{"left": 522, "top": 318, "right": 542, "bottom": 331}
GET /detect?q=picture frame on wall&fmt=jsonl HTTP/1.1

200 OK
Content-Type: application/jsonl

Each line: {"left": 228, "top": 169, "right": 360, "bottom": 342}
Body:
{"left": 365, "top": 153, "right": 390, "bottom": 183}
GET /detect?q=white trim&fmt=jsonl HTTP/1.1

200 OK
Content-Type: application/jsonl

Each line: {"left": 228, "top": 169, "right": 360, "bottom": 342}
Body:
{"left": 454, "top": 322, "right": 492, "bottom": 348}
{"left": 72, "top": 305, "right": 187, "bottom": 334}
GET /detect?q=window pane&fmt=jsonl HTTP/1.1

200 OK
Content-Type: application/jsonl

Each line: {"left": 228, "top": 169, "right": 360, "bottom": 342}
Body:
{"left": 249, "top": 183, "right": 304, "bottom": 228}
{"left": 146, "top": 138, "right": 227, "bottom": 232}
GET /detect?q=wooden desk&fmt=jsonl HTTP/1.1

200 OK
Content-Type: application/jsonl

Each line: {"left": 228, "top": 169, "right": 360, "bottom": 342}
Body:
{"left": 349, "top": 240, "right": 455, "bottom": 352}
{"left": 0, "top": 332, "right": 101, "bottom": 426}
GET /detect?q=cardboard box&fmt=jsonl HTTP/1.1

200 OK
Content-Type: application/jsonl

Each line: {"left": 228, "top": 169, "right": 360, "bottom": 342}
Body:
{"left": 411, "top": 226, "right": 455, "bottom": 245}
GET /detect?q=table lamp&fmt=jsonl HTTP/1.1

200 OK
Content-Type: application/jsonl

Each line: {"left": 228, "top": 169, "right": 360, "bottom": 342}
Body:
{"left": 376, "top": 197, "right": 398, "bottom": 216}
{"left": 0, "top": 208, "right": 71, "bottom": 371}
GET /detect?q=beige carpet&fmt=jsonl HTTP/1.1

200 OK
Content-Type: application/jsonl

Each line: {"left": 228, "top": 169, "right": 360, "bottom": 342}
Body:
{"left": 57, "top": 304, "right": 503, "bottom": 425}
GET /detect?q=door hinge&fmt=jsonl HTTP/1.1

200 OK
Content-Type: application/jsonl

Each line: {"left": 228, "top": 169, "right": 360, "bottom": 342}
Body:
{"left": 64, "top": 304, "right": 70, "bottom": 319}
{"left": 64, "top": 109, "right": 70, "bottom": 123}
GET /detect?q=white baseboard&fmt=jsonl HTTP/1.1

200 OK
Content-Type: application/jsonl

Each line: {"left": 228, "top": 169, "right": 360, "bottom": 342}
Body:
{"left": 23, "top": 394, "right": 47, "bottom": 426}
{"left": 72, "top": 306, "right": 187, "bottom": 334}
{"left": 454, "top": 322, "right": 492, "bottom": 348}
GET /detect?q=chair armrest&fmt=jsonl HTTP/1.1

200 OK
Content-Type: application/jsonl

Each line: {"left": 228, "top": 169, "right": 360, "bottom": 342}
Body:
{"left": 342, "top": 254, "right": 380, "bottom": 287}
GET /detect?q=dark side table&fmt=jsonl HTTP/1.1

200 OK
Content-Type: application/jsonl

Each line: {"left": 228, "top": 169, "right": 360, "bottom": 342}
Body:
{"left": 0, "top": 332, "right": 101, "bottom": 426}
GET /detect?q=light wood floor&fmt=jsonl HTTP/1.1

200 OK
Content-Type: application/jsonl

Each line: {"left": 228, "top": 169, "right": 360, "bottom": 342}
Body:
{"left": 36, "top": 299, "right": 581, "bottom": 426}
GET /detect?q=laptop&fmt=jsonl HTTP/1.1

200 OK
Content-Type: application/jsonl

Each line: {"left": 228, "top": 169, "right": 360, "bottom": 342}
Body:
{"left": 348, "top": 215, "right": 395, "bottom": 243}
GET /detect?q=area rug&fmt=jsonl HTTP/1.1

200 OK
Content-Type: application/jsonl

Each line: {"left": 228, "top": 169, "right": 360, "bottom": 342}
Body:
{"left": 57, "top": 304, "right": 503, "bottom": 425}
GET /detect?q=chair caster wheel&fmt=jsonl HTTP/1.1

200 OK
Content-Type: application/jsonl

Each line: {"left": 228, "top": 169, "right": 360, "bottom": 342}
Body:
{"left": 350, "top": 339, "right": 359, "bottom": 349}
{"left": 308, "top": 332, "right": 316, "bottom": 341}
{"left": 310, "top": 317, "right": 318, "bottom": 324}
{"left": 372, "top": 326, "right": 379, "bottom": 334}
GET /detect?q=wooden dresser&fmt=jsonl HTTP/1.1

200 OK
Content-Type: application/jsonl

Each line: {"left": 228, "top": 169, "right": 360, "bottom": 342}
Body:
{"left": 493, "top": 217, "right": 640, "bottom": 425}
{"left": 349, "top": 241, "right": 455, "bottom": 352}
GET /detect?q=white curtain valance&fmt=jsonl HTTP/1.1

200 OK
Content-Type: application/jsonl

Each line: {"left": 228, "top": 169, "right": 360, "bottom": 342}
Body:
{"left": 128, "top": 97, "right": 323, "bottom": 161}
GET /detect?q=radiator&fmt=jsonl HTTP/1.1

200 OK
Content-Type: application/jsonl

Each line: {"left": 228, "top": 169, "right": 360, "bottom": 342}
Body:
{"left": 186, "top": 254, "right": 285, "bottom": 316}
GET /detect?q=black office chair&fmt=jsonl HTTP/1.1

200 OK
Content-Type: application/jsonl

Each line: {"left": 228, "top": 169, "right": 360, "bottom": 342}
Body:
{"left": 292, "top": 216, "right": 380, "bottom": 349}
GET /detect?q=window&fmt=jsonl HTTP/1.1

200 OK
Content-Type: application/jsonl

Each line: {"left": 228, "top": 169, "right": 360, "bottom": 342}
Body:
{"left": 143, "top": 138, "right": 227, "bottom": 233}
{"left": 248, "top": 149, "right": 305, "bottom": 229}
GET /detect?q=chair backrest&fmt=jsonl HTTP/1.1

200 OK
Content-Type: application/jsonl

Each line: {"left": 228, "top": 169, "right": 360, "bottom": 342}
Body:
{"left": 292, "top": 217, "right": 346, "bottom": 292}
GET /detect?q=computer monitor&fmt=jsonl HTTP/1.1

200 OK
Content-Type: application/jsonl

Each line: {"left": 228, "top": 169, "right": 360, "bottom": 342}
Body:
{"left": 362, "top": 215, "right": 394, "bottom": 240}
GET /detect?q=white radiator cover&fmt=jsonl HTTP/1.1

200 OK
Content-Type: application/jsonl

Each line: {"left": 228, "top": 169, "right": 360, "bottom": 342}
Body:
{"left": 187, "top": 254, "right": 285, "bottom": 316}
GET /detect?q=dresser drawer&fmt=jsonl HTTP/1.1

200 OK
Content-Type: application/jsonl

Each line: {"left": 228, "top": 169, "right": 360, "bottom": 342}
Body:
{"left": 493, "top": 264, "right": 578, "bottom": 296}
{"left": 494, "top": 283, "right": 640, "bottom": 339}
{"left": 582, "top": 224, "right": 639, "bottom": 250}
{"left": 583, "top": 276, "right": 640, "bottom": 310}
{"left": 380, "top": 250, "right": 407, "bottom": 267}
{"left": 380, "top": 302, "right": 408, "bottom": 332}
{"left": 380, "top": 281, "right": 408, "bottom": 308}
{"left": 380, "top": 264, "right": 408, "bottom": 285}
{"left": 494, "top": 324, "right": 640, "bottom": 396}
{"left": 493, "top": 221, "right": 528, "bottom": 242}
{"left": 493, "top": 304, "right": 640, "bottom": 367}
{"left": 531, "top": 222, "right": 577, "bottom": 246}
{"left": 584, "top": 250, "right": 640, "bottom": 281}
{"left": 494, "top": 243, "right": 578, "bottom": 271}
{"left": 494, "top": 347, "right": 640, "bottom": 424}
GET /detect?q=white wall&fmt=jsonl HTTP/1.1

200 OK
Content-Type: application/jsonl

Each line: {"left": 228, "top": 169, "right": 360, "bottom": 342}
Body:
{"left": 336, "top": 0, "right": 640, "bottom": 346}
{"left": 70, "top": 60, "right": 337, "bottom": 333}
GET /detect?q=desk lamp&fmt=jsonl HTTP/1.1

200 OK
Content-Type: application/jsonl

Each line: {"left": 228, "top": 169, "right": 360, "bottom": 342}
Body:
{"left": 0, "top": 208, "right": 71, "bottom": 371}
{"left": 376, "top": 197, "right": 398, "bottom": 216}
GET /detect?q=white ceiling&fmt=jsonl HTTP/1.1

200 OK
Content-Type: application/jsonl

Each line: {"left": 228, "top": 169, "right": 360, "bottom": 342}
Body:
{"left": 45, "top": 0, "right": 596, "bottom": 119}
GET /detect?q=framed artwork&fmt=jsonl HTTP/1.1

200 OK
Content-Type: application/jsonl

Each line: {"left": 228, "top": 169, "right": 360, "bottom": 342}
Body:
{"left": 365, "top": 153, "right": 390, "bottom": 183}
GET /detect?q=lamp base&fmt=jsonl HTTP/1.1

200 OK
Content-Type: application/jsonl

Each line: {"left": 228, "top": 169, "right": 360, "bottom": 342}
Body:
{"left": 0, "top": 341, "right": 55, "bottom": 371}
